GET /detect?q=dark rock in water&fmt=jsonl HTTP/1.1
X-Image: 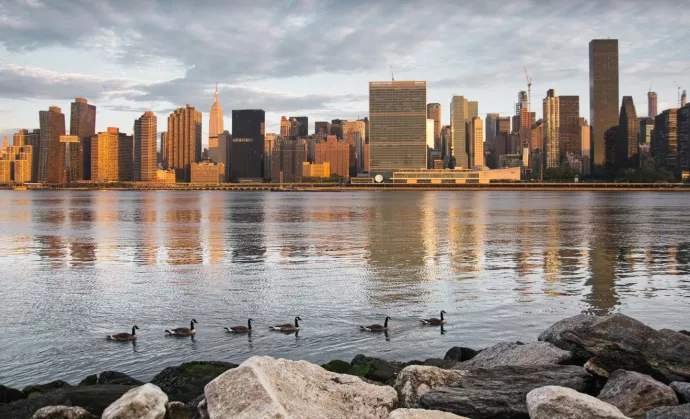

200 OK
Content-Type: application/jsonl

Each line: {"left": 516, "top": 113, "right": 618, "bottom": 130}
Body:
{"left": 321, "top": 360, "right": 351, "bottom": 374}
{"left": 453, "top": 341, "right": 572, "bottom": 370}
{"left": 349, "top": 355, "right": 406, "bottom": 385}
{"left": 598, "top": 370, "right": 678, "bottom": 418}
{"left": 165, "top": 401, "right": 191, "bottom": 419}
{"left": 642, "top": 404, "right": 690, "bottom": 418}
{"left": 584, "top": 343, "right": 668, "bottom": 382}
{"left": 678, "top": 330, "right": 690, "bottom": 337}
{"left": 1, "top": 383, "right": 26, "bottom": 404}
{"left": 422, "top": 358, "right": 457, "bottom": 369}
{"left": 538, "top": 314, "right": 600, "bottom": 363}
{"left": 77, "top": 375, "right": 97, "bottom": 387}
{"left": 97, "top": 371, "right": 142, "bottom": 386}
{"left": 444, "top": 347, "right": 479, "bottom": 362}
{"left": 22, "top": 381, "right": 72, "bottom": 399}
{"left": 419, "top": 364, "right": 595, "bottom": 419}
{"left": 556, "top": 314, "right": 690, "bottom": 383}
{"left": 31, "top": 405, "right": 97, "bottom": 419}
{"left": 669, "top": 382, "right": 690, "bottom": 404}
{"left": 185, "top": 395, "right": 206, "bottom": 419}
{"left": 0, "top": 385, "right": 134, "bottom": 419}
{"left": 150, "top": 361, "right": 237, "bottom": 404}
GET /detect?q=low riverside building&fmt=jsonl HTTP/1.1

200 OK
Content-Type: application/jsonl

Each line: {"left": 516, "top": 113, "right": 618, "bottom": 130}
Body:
{"left": 301, "top": 162, "right": 330, "bottom": 178}
{"left": 155, "top": 169, "right": 177, "bottom": 184}
{"left": 190, "top": 161, "right": 225, "bottom": 183}
{"left": 391, "top": 167, "right": 520, "bottom": 184}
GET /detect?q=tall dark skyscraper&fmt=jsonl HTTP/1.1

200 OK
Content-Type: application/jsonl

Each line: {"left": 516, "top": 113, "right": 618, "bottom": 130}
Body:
{"left": 231, "top": 109, "right": 265, "bottom": 180}
{"left": 314, "top": 121, "right": 331, "bottom": 136}
{"left": 589, "top": 39, "right": 619, "bottom": 166}
{"left": 290, "top": 116, "right": 308, "bottom": 137}
{"left": 617, "top": 96, "right": 639, "bottom": 168}
{"left": 559, "top": 95, "right": 580, "bottom": 160}
{"left": 38, "top": 106, "right": 66, "bottom": 183}
{"left": 70, "top": 97, "right": 96, "bottom": 180}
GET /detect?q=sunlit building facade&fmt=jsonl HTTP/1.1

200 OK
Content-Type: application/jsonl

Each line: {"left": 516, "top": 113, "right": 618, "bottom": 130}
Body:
{"left": 167, "top": 105, "right": 202, "bottom": 182}
{"left": 134, "top": 111, "right": 157, "bottom": 182}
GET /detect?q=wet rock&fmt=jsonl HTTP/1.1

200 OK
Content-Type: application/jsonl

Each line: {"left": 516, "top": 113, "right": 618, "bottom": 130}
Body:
{"left": 1, "top": 383, "right": 26, "bottom": 403}
{"left": 669, "top": 382, "right": 690, "bottom": 404}
{"left": 388, "top": 408, "right": 469, "bottom": 418}
{"left": 77, "top": 375, "right": 98, "bottom": 387}
{"left": 0, "top": 385, "right": 134, "bottom": 419}
{"left": 527, "top": 386, "right": 630, "bottom": 419}
{"left": 321, "top": 359, "right": 351, "bottom": 374}
{"left": 422, "top": 358, "right": 457, "bottom": 369}
{"left": 539, "top": 314, "right": 600, "bottom": 363}
{"left": 98, "top": 371, "right": 143, "bottom": 386}
{"left": 444, "top": 347, "right": 479, "bottom": 362}
{"left": 203, "top": 356, "right": 397, "bottom": 419}
{"left": 584, "top": 343, "right": 668, "bottom": 382}
{"left": 101, "top": 383, "right": 168, "bottom": 419}
{"left": 453, "top": 341, "right": 571, "bottom": 369}
{"left": 642, "top": 404, "right": 690, "bottom": 418}
{"left": 350, "top": 355, "right": 406, "bottom": 384}
{"left": 556, "top": 314, "right": 690, "bottom": 383}
{"left": 150, "top": 361, "right": 237, "bottom": 404}
{"left": 164, "top": 401, "right": 191, "bottom": 419}
{"left": 184, "top": 395, "right": 206, "bottom": 419}
{"left": 394, "top": 365, "right": 465, "bottom": 408}
{"left": 419, "top": 365, "right": 595, "bottom": 419}
{"left": 598, "top": 370, "right": 678, "bottom": 418}
{"left": 22, "top": 381, "right": 72, "bottom": 399}
{"left": 678, "top": 330, "right": 690, "bottom": 337}
{"left": 30, "top": 405, "right": 96, "bottom": 419}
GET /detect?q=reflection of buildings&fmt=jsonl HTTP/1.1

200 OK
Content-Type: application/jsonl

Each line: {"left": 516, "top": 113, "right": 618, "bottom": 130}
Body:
{"left": 585, "top": 207, "right": 619, "bottom": 315}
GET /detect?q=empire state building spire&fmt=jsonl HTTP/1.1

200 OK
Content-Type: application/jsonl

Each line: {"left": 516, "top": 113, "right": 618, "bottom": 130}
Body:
{"left": 209, "top": 82, "right": 224, "bottom": 148}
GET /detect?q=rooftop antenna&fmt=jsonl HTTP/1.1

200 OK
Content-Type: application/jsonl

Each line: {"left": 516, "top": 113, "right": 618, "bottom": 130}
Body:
{"left": 390, "top": 65, "right": 394, "bottom": 81}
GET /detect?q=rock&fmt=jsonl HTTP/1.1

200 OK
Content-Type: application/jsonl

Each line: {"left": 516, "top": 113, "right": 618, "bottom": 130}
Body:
{"left": 539, "top": 314, "right": 600, "bottom": 363}
{"left": 669, "top": 382, "right": 690, "bottom": 404}
{"left": 527, "top": 386, "right": 630, "bottom": 419}
{"left": 0, "top": 385, "right": 134, "bottom": 419}
{"left": 556, "top": 314, "right": 690, "bottom": 383}
{"left": 22, "top": 381, "right": 72, "bottom": 399}
{"left": 203, "top": 356, "right": 398, "bottom": 419}
{"left": 678, "top": 330, "right": 690, "bottom": 337}
{"left": 78, "top": 375, "right": 97, "bottom": 386}
{"left": 322, "top": 360, "right": 351, "bottom": 374}
{"left": 98, "top": 371, "right": 143, "bottom": 386}
{"left": 453, "top": 341, "right": 571, "bottom": 369}
{"left": 444, "top": 347, "right": 478, "bottom": 362}
{"left": 422, "top": 358, "right": 457, "bottom": 369}
{"left": 419, "top": 365, "right": 595, "bottom": 419}
{"left": 584, "top": 343, "right": 668, "bottom": 382}
{"left": 185, "top": 395, "right": 206, "bottom": 419}
{"left": 643, "top": 404, "right": 690, "bottom": 418}
{"left": 165, "top": 401, "right": 191, "bottom": 419}
{"left": 388, "top": 408, "right": 468, "bottom": 418}
{"left": 394, "top": 366, "right": 465, "bottom": 408}
{"left": 1, "top": 383, "right": 26, "bottom": 403}
{"left": 150, "top": 361, "right": 237, "bottom": 404}
{"left": 101, "top": 383, "right": 168, "bottom": 419}
{"left": 30, "top": 405, "right": 96, "bottom": 419}
{"left": 598, "top": 370, "right": 678, "bottom": 418}
{"left": 350, "top": 355, "right": 406, "bottom": 384}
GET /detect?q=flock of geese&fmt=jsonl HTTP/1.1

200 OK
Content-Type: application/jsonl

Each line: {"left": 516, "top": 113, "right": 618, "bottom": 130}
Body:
{"left": 106, "top": 311, "right": 447, "bottom": 341}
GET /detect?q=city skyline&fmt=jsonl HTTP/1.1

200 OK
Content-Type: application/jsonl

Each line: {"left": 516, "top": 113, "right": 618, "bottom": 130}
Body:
{"left": 1, "top": 1, "right": 689, "bottom": 144}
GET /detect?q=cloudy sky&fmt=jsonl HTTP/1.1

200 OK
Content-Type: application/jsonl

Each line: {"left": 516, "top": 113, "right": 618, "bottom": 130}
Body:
{"left": 1, "top": 0, "right": 688, "bottom": 147}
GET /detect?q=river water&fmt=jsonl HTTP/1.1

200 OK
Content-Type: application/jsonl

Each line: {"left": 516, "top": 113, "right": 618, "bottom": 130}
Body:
{"left": 0, "top": 190, "right": 689, "bottom": 387}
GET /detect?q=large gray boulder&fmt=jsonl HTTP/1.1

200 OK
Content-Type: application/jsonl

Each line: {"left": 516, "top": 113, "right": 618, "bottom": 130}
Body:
{"left": 393, "top": 366, "right": 465, "bottom": 408}
{"left": 669, "top": 382, "right": 690, "bottom": 404}
{"left": 598, "top": 370, "right": 678, "bottom": 418}
{"left": 539, "top": 314, "right": 600, "bottom": 363}
{"left": 150, "top": 361, "right": 237, "bottom": 403}
{"left": 203, "top": 356, "right": 397, "bottom": 419}
{"left": 527, "top": 386, "right": 630, "bottom": 419}
{"left": 642, "top": 404, "right": 690, "bottom": 418}
{"left": 553, "top": 314, "right": 690, "bottom": 383}
{"left": 101, "top": 383, "right": 168, "bottom": 419}
{"left": 30, "top": 405, "right": 96, "bottom": 419}
{"left": 388, "top": 408, "right": 468, "bottom": 418}
{"left": 419, "top": 364, "right": 595, "bottom": 419}
{"left": 453, "top": 341, "right": 571, "bottom": 369}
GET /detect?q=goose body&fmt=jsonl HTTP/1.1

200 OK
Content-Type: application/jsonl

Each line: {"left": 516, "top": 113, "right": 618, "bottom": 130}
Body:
{"left": 270, "top": 316, "right": 301, "bottom": 332}
{"left": 225, "top": 318, "right": 252, "bottom": 333}
{"left": 166, "top": 319, "right": 198, "bottom": 336}
{"left": 421, "top": 310, "right": 446, "bottom": 325}
{"left": 360, "top": 316, "right": 390, "bottom": 332}
{"left": 107, "top": 325, "right": 139, "bottom": 341}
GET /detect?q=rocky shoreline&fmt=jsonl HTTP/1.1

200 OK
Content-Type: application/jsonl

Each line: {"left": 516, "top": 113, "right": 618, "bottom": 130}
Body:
{"left": 1, "top": 313, "right": 689, "bottom": 418}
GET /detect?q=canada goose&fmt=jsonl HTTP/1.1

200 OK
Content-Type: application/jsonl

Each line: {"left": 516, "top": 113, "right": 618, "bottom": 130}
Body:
{"left": 360, "top": 317, "right": 390, "bottom": 332}
{"left": 270, "top": 317, "right": 301, "bottom": 332}
{"left": 225, "top": 318, "right": 252, "bottom": 333}
{"left": 165, "top": 319, "right": 198, "bottom": 336}
{"left": 421, "top": 310, "right": 446, "bottom": 325}
{"left": 107, "top": 325, "right": 139, "bottom": 341}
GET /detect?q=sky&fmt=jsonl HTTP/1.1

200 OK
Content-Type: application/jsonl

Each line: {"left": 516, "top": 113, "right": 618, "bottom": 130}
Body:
{"left": 1, "top": 0, "right": 689, "bottom": 148}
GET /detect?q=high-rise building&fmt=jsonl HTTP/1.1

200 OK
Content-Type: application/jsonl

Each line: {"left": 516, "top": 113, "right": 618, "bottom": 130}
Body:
{"left": 315, "top": 135, "right": 352, "bottom": 178}
{"left": 264, "top": 133, "right": 276, "bottom": 180}
{"left": 134, "top": 111, "right": 157, "bottom": 181}
{"left": 469, "top": 117, "right": 484, "bottom": 167}
{"left": 683, "top": 90, "right": 687, "bottom": 107}
{"left": 70, "top": 97, "right": 96, "bottom": 181}
{"left": 1, "top": 135, "right": 7, "bottom": 151}
{"left": 271, "top": 140, "right": 306, "bottom": 182}
{"left": 450, "top": 96, "right": 469, "bottom": 168}
{"left": 580, "top": 118, "right": 591, "bottom": 158}
{"left": 208, "top": 85, "right": 223, "bottom": 148}
{"left": 289, "top": 116, "right": 308, "bottom": 137}
{"left": 605, "top": 126, "right": 618, "bottom": 166}
{"left": 589, "top": 39, "right": 619, "bottom": 166}
{"left": 231, "top": 109, "right": 265, "bottom": 180}
{"left": 677, "top": 104, "right": 690, "bottom": 171}
{"left": 543, "top": 89, "right": 560, "bottom": 168}
{"left": 558, "top": 96, "right": 580, "bottom": 162}
{"left": 342, "top": 120, "right": 365, "bottom": 173}
{"left": 360, "top": 116, "right": 370, "bottom": 142}
{"left": 639, "top": 117, "right": 654, "bottom": 145}
{"left": 280, "top": 116, "right": 291, "bottom": 138}
{"left": 617, "top": 96, "right": 639, "bottom": 168}
{"left": 12, "top": 131, "right": 24, "bottom": 147}
{"left": 330, "top": 119, "right": 344, "bottom": 139}
{"left": 369, "top": 81, "right": 427, "bottom": 178}
{"left": 13, "top": 129, "right": 40, "bottom": 182}
{"left": 167, "top": 105, "right": 202, "bottom": 182}
{"left": 161, "top": 132, "right": 169, "bottom": 169}
{"left": 530, "top": 119, "right": 544, "bottom": 153}
{"left": 289, "top": 118, "right": 301, "bottom": 137}
{"left": 648, "top": 91, "right": 658, "bottom": 117}
{"left": 91, "top": 127, "right": 121, "bottom": 182}
{"left": 190, "top": 161, "right": 224, "bottom": 183}
{"left": 208, "top": 130, "right": 231, "bottom": 181}
{"left": 39, "top": 106, "right": 66, "bottom": 183}
{"left": 118, "top": 131, "right": 133, "bottom": 181}
{"left": 427, "top": 103, "right": 442, "bottom": 149}
{"left": 314, "top": 121, "right": 330, "bottom": 136}
{"left": 485, "top": 113, "right": 500, "bottom": 151}
{"left": 0, "top": 145, "right": 33, "bottom": 183}
{"left": 498, "top": 117, "right": 511, "bottom": 136}
{"left": 654, "top": 109, "right": 678, "bottom": 170}
{"left": 426, "top": 119, "right": 434, "bottom": 168}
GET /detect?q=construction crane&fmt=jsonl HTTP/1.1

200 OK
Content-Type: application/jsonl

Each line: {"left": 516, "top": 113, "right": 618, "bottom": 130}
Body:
{"left": 524, "top": 67, "right": 532, "bottom": 114}
{"left": 673, "top": 80, "right": 681, "bottom": 107}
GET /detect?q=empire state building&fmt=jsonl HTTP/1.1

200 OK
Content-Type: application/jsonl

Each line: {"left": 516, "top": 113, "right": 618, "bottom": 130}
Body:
{"left": 208, "top": 84, "right": 224, "bottom": 148}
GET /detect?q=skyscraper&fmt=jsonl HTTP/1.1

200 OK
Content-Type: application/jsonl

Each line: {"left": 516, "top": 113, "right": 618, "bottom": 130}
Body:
{"left": 469, "top": 116, "right": 484, "bottom": 167}
{"left": 617, "top": 96, "right": 639, "bottom": 168}
{"left": 427, "top": 103, "right": 441, "bottom": 149}
{"left": 315, "top": 135, "right": 351, "bottom": 178}
{"left": 209, "top": 130, "right": 231, "bottom": 181}
{"left": 639, "top": 117, "right": 654, "bottom": 145}
{"left": 485, "top": 113, "right": 500, "bottom": 151}
{"left": 231, "top": 109, "right": 265, "bottom": 180}
{"left": 208, "top": 85, "right": 223, "bottom": 148}
{"left": 314, "top": 121, "right": 330, "bottom": 136}
{"left": 648, "top": 91, "right": 658, "bottom": 117}
{"left": 342, "top": 120, "right": 366, "bottom": 173}
{"left": 167, "top": 105, "right": 202, "bottom": 182}
{"left": 70, "top": 97, "right": 96, "bottom": 181}
{"left": 678, "top": 103, "right": 690, "bottom": 171}
{"left": 39, "top": 106, "right": 66, "bottom": 183}
{"left": 498, "top": 117, "right": 511, "bottom": 136}
{"left": 369, "top": 81, "right": 427, "bottom": 178}
{"left": 654, "top": 109, "right": 678, "bottom": 170}
{"left": 589, "top": 39, "right": 619, "bottom": 166}
{"left": 559, "top": 95, "right": 580, "bottom": 160}
{"left": 290, "top": 116, "right": 308, "bottom": 137}
{"left": 91, "top": 127, "right": 120, "bottom": 182}
{"left": 280, "top": 116, "right": 291, "bottom": 138}
{"left": 13, "top": 129, "right": 40, "bottom": 181}
{"left": 450, "top": 96, "right": 469, "bottom": 168}
{"left": 543, "top": 89, "right": 560, "bottom": 168}
{"left": 134, "top": 111, "right": 157, "bottom": 181}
